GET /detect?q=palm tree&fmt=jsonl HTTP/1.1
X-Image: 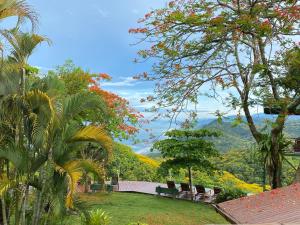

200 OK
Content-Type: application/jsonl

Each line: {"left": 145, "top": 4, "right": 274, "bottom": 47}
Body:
{"left": 1, "top": 30, "right": 50, "bottom": 94}
{"left": 259, "top": 133, "right": 292, "bottom": 190}
{"left": 0, "top": 87, "right": 112, "bottom": 225}
{"left": 0, "top": 0, "right": 38, "bottom": 62}
{"left": 0, "top": 0, "right": 37, "bottom": 31}
{"left": 0, "top": 27, "right": 112, "bottom": 222}
{"left": 0, "top": 32, "right": 49, "bottom": 225}
{"left": 30, "top": 88, "right": 112, "bottom": 225}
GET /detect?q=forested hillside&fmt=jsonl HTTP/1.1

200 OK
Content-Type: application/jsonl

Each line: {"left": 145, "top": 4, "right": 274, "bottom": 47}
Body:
{"left": 202, "top": 115, "right": 300, "bottom": 152}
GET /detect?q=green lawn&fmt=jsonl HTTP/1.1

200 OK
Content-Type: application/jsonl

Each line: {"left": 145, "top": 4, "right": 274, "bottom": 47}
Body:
{"left": 69, "top": 192, "right": 228, "bottom": 225}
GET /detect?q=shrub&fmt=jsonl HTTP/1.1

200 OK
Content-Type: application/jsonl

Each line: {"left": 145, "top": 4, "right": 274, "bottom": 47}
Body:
{"left": 106, "top": 143, "right": 160, "bottom": 182}
{"left": 215, "top": 187, "right": 247, "bottom": 203}
{"left": 218, "top": 171, "right": 264, "bottom": 193}
{"left": 81, "top": 209, "right": 111, "bottom": 225}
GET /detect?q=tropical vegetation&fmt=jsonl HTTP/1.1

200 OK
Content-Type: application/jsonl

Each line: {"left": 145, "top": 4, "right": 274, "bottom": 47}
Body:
{"left": 0, "top": 1, "right": 141, "bottom": 224}
{"left": 2, "top": 0, "right": 300, "bottom": 224}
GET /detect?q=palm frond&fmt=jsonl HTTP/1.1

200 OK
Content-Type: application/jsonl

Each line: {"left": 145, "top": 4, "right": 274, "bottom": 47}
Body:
{"left": 61, "top": 92, "right": 107, "bottom": 123}
{"left": 78, "top": 159, "right": 104, "bottom": 180}
{"left": 1, "top": 30, "right": 50, "bottom": 64}
{"left": 70, "top": 125, "right": 112, "bottom": 153}
{"left": 0, "top": 145, "right": 28, "bottom": 172}
{"left": 0, "top": 174, "right": 12, "bottom": 196}
{"left": 0, "top": 93, "right": 24, "bottom": 124}
{"left": 25, "top": 90, "right": 54, "bottom": 147}
{"left": 56, "top": 161, "right": 82, "bottom": 209}
{"left": 0, "top": 0, "right": 38, "bottom": 30}
{"left": 31, "top": 75, "right": 66, "bottom": 98}
{"left": 0, "top": 61, "right": 20, "bottom": 96}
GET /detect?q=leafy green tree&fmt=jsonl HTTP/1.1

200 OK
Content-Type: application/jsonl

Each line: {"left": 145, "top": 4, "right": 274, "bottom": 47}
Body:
{"left": 217, "top": 148, "right": 298, "bottom": 187}
{"left": 152, "top": 129, "right": 219, "bottom": 198}
{"left": 106, "top": 143, "right": 159, "bottom": 182}
{"left": 216, "top": 149, "right": 264, "bottom": 185}
{"left": 132, "top": 0, "right": 300, "bottom": 188}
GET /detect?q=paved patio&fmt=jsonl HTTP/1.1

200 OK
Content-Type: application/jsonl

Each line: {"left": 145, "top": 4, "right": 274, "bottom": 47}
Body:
{"left": 77, "top": 181, "right": 214, "bottom": 203}
{"left": 117, "top": 181, "right": 214, "bottom": 203}
{"left": 118, "top": 181, "right": 167, "bottom": 195}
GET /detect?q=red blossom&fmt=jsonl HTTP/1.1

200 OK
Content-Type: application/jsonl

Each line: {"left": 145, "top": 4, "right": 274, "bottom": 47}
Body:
{"left": 99, "top": 73, "right": 112, "bottom": 80}
{"left": 129, "top": 28, "right": 148, "bottom": 34}
{"left": 169, "top": 1, "right": 175, "bottom": 8}
{"left": 88, "top": 77, "right": 96, "bottom": 85}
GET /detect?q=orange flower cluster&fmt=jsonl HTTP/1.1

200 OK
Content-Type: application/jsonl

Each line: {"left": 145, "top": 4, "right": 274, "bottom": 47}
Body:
{"left": 128, "top": 28, "right": 148, "bottom": 34}
{"left": 99, "top": 73, "right": 111, "bottom": 80}
{"left": 275, "top": 5, "right": 300, "bottom": 21}
{"left": 118, "top": 124, "right": 138, "bottom": 135}
{"left": 88, "top": 74, "right": 142, "bottom": 135}
{"left": 89, "top": 84, "right": 127, "bottom": 110}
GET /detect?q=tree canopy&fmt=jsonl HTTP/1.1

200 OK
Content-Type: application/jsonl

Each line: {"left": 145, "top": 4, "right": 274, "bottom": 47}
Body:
{"left": 153, "top": 129, "right": 219, "bottom": 170}
{"left": 152, "top": 129, "right": 219, "bottom": 198}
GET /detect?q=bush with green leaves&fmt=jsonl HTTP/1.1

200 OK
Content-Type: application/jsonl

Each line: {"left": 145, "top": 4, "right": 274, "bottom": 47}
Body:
{"left": 106, "top": 143, "right": 160, "bottom": 182}
{"left": 81, "top": 209, "right": 111, "bottom": 225}
{"left": 215, "top": 187, "right": 247, "bottom": 203}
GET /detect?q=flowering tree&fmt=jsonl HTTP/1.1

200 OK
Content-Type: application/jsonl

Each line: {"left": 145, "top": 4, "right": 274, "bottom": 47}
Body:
{"left": 131, "top": 0, "right": 300, "bottom": 189}
{"left": 51, "top": 60, "right": 143, "bottom": 139}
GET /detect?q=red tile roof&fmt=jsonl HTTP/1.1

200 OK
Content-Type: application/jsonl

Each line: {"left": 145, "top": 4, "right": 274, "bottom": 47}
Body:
{"left": 216, "top": 183, "right": 300, "bottom": 224}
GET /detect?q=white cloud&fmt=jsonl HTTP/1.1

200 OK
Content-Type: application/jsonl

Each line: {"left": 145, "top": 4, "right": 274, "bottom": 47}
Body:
{"left": 103, "top": 80, "right": 264, "bottom": 123}
{"left": 101, "top": 76, "right": 140, "bottom": 87}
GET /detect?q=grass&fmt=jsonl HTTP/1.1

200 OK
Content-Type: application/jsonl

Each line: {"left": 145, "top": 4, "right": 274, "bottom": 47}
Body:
{"left": 68, "top": 192, "right": 228, "bottom": 225}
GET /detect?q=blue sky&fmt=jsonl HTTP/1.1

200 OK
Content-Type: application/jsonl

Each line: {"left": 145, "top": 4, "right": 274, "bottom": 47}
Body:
{"left": 23, "top": 0, "right": 239, "bottom": 117}
{"left": 11, "top": 0, "right": 263, "bottom": 152}
{"left": 24, "top": 0, "right": 162, "bottom": 115}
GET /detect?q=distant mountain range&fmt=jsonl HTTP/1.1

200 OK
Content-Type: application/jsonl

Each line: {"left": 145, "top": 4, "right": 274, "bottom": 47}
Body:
{"left": 125, "top": 113, "right": 300, "bottom": 154}
{"left": 202, "top": 114, "right": 300, "bottom": 152}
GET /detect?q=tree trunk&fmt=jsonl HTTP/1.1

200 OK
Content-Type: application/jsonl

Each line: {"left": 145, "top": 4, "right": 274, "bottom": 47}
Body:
{"left": 32, "top": 189, "right": 43, "bottom": 225}
{"left": 262, "top": 161, "right": 267, "bottom": 192}
{"left": 83, "top": 172, "right": 89, "bottom": 193}
{"left": 32, "top": 171, "right": 46, "bottom": 225}
{"left": 20, "top": 185, "right": 29, "bottom": 225}
{"left": 270, "top": 134, "right": 282, "bottom": 189}
{"left": 188, "top": 166, "right": 193, "bottom": 200}
{"left": 1, "top": 198, "right": 8, "bottom": 225}
{"left": 14, "top": 180, "right": 21, "bottom": 225}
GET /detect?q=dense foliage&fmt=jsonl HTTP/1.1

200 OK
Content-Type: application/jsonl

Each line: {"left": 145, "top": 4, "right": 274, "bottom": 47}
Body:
{"left": 106, "top": 143, "right": 159, "bottom": 182}
{"left": 215, "top": 188, "right": 247, "bottom": 204}
{"left": 217, "top": 149, "right": 298, "bottom": 187}
{"left": 48, "top": 60, "right": 143, "bottom": 139}
{"left": 0, "top": 1, "right": 140, "bottom": 224}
